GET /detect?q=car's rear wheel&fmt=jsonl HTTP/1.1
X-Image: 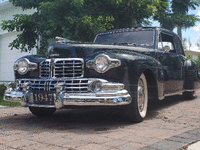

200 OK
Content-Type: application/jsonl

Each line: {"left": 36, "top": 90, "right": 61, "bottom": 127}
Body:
{"left": 29, "top": 107, "right": 56, "bottom": 117}
{"left": 126, "top": 73, "right": 148, "bottom": 122}
{"left": 183, "top": 91, "right": 195, "bottom": 100}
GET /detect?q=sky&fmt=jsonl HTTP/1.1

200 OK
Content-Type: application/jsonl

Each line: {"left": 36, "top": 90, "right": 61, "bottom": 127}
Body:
{"left": 152, "top": 6, "right": 200, "bottom": 52}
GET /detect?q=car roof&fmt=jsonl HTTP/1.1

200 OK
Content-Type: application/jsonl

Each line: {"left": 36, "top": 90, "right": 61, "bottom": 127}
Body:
{"left": 96, "top": 27, "right": 176, "bottom": 36}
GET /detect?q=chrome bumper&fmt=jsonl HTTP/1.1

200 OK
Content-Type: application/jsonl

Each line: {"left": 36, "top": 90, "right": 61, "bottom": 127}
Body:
{"left": 4, "top": 79, "right": 131, "bottom": 108}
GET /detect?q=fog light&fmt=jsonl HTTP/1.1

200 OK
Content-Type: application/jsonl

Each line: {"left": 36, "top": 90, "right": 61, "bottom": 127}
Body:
{"left": 91, "top": 80, "right": 102, "bottom": 92}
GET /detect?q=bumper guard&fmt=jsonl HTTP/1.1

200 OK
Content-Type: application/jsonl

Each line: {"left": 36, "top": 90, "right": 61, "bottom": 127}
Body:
{"left": 4, "top": 79, "right": 131, "bottom": 108}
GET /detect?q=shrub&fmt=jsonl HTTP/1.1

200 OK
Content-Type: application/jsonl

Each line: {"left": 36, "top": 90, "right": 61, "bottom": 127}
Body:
{"left": 0, "top": 84, "right": 6, "bottom": 96}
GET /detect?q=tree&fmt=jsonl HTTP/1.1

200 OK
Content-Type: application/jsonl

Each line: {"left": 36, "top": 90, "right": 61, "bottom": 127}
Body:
{"left": 193, "top": 53, "right": 200, "bottom": 70}
{"left": 171, "top": 0, "right": 200, "bottom": 40}
{"left": 1, "top": 0, "right": 155, "bottom": 55}
{"left": 154, "top": 0, "right": 200, "bottom": 40}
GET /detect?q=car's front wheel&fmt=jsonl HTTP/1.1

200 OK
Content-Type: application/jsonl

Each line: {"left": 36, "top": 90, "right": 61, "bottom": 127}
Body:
{"left": 29, "top": 107, "right": 56, "bottom": 117}
{"left": 126, "top": 73, "right": 148, "bottom": 122}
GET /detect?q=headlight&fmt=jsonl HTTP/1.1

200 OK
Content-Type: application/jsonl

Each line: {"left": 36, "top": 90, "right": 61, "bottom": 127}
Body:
{"left": 14, "top": 58, "right": 37, "bottom": 75}
{"left": 89, "top": 80, "right": 102, "bottom": 92}
{"left": 86, "top": 54, "right": 121, "bottom": 73}
{"left": 95, "top": 55, "right": 109, "bottom": 73}
{"left": 15, "top": 59, "right": 29, "bottom": 75}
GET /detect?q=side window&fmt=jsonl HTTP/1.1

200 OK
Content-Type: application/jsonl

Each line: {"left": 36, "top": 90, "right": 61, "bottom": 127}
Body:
{"left": 158, "top": 42, "right": 174, "bottom": 52}
{"left": 174, "top": 36, "right": 184, "bottom": 55}
{"left": 158, "top": 32, "right": 176, "bottom": 53}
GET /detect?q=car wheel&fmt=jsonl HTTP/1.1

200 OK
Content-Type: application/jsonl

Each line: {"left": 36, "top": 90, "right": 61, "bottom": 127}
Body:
{"left": 29, "top": 107, "right": 56, "bottom": 117}
{"left": 126, "top": 73, "right": 148, "bottom": 122}
{"left": 183, "top": 91, "right": 195, "bottom": 100}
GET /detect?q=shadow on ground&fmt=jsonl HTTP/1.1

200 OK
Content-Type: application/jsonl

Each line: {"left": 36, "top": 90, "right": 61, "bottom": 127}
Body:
{"left": 0, "top": 94, "right": 195, "bottom": 134}
{"left": 147, "top": 94, "right": 195, "bottom": 119}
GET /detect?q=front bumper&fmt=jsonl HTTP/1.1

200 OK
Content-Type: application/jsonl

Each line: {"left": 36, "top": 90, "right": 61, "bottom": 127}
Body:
{"left": 4, "top": 79, "right": 131, "bottom": 108}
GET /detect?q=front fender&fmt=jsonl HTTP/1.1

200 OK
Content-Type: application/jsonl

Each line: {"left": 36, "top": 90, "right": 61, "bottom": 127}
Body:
{"left": 14, "top": 55, "right": 46, "bottom": 79}
{"left": 85, "top": 52, "right": 164, "bottom": 99}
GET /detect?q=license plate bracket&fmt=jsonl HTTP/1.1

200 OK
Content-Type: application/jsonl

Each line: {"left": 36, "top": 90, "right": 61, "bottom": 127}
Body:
{"left": 33, "top": 91, "right": 55, "bottom": 105}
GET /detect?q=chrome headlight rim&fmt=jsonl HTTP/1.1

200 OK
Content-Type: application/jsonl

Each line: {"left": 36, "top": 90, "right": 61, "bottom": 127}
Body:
{"left": 14, "top": 58, "right": 37, "bottom": 75}
{"left": 94, "top": 54, "right": 110, "bottom": 73}
{"left": 14, "top": 58, "right": 29, "bottom": 75}
{"left": 86, "top": 54, "right": 121, "bottom": 74}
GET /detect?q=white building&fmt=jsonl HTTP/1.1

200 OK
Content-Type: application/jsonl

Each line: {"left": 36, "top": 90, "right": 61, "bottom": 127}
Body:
{"left": 0, "top": 0, "right": 36, "bottom": 83}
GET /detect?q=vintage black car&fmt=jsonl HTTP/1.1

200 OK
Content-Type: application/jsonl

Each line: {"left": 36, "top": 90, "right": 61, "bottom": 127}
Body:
{"left": 4, "top": 27, "right": 200, "bottom": 122}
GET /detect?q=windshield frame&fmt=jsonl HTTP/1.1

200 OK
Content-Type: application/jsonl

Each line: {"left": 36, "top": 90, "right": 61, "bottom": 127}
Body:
{"left": 94, "top": 28, "right": 156, "bottom": 49}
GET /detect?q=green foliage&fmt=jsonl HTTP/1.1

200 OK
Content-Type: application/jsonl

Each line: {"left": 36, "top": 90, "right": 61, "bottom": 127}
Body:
{"left": 182, "top": 38, "right": 187, "bottom": 51}
{"left": 171, "top": 0, "right": 199, "bottom": 14}
{"left": 1, "top": 0, "right": 155, "bottom": 55}
{"left": 193, "top": 53, "right": 200, "bottom": 70}
{"left": 0, "top": 85, "right": 6, "bottom": 96}
{"left": 1, "top": 14, "right": 38, "bottom": 52}
{"left": 9, "top": 0, "right": 52, "bottom": 10}
{"left": 0, "top": 84, "right": 21, "bottom": 107}
{"left": 1, "top": 0, "right": 199, "bottom": 54}
{"left": 153, "top": 0, "right": 175, "bottom": 30}
{"left": 84, "top": 0, "right": 154, "bottom": 28}
{"left": 186, "top": 54, "right": 191, "bottom": 59}
{"left": 186, "top": 53, "right": 200, "bottom": 70}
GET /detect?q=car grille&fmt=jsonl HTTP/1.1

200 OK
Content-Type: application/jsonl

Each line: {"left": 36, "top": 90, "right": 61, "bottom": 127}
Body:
{"left": 40, "top": 58, "right": 84, "bottom": 78}
{"left": 17, "top": 79, "right": 89, "bottom": 92}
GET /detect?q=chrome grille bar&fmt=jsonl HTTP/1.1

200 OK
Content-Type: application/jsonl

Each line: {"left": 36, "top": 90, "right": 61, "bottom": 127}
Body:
{"left": 40, "top": 60, "right": 51, "bottom": 77}
{"left": 17, "top": 79, "right": 89, "bottom": 92}
{"left": 40, "top": 58, "right": 84, "bottom": 78}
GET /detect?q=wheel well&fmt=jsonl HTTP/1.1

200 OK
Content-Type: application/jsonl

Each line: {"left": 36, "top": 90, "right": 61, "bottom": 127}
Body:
{"left": 143, "top": 69, "right": 158, "bottom": 99}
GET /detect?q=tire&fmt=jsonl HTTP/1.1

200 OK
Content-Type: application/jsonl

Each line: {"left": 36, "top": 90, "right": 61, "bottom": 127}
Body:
{"left": 183, "top": 91, "right": 195, "bottom": 100}
{"left": 126, "top": 73, "right": 148, "bottom": 123}
{"left": 29, "top": 107, "right": 56, "bottom": 117}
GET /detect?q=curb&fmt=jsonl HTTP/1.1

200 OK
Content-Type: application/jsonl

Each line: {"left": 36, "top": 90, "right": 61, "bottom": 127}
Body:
{"left": 187, "top": 141, "right": 200, "bottom": 150}
{"left": 137, "top": 128, "right": 200, "bottom": 150}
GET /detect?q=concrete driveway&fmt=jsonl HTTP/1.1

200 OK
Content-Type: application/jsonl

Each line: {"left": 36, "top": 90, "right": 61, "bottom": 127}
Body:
{"left": 0, "top": 90, "right": 200, "bottom": 150}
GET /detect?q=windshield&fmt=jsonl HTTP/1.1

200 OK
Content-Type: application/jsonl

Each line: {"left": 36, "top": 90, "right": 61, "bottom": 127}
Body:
{"left": 94, "top": 29, "right": 154, "bottom": 47}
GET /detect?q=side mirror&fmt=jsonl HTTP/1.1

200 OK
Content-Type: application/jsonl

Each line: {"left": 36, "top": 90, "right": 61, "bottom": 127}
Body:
{"left": 163, "top": 46, "right": 170, "bottom": 52}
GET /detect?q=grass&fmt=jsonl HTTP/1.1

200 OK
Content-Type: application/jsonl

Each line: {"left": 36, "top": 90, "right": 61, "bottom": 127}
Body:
{"left": 0, "top": 84, "right": 21, "bottom": 107}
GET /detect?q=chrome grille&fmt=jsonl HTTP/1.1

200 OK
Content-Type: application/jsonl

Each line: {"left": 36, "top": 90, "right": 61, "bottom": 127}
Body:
{"left": 40, "top": 58, "right": 84, "bottom": 78}
{"left": 40, "top": 60, "right": 51, "bottom": 77}
{"left": 18, "top": 79, "right": 89, "bottom": 92}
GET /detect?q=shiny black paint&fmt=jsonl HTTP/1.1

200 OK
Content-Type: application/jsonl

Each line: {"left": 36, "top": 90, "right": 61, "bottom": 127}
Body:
{"left": 14, "top": 27, "right": 200, "bottom": 100}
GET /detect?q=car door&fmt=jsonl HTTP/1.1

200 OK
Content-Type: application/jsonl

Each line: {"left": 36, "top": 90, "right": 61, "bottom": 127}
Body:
{"left": 156, "top": 31, "right": 184, "bottom": 94}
